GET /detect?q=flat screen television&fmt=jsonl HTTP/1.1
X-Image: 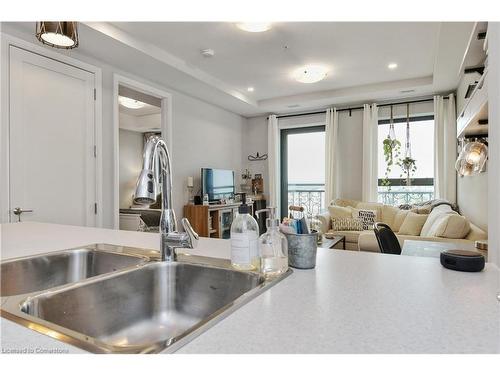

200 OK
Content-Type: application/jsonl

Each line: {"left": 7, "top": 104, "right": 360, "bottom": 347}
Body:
{"left": 201, "top": 168, "right": 235, "bottom": 202}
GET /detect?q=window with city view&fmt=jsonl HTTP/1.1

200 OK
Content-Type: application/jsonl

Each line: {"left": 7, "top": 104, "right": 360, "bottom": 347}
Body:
{"left": 281, "top": 126, "right": 325, "bottom": 217}
{"left": 377, "top": 116, "right": 435, "bottom": 206}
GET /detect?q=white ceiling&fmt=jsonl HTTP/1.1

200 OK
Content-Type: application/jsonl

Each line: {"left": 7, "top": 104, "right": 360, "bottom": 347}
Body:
{"left": 111, "top": 22, "right": 440, "bottom": 100}
{"left": 2, "top": 22, "right": 475, "bottom": 117}
{"left": 119, "top": 109, "right": 161, "bottom": 133}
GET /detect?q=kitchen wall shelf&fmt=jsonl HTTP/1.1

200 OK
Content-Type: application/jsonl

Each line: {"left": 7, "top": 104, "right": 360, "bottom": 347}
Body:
{"left": 457, "top": 70, "right": 488, "bottom": 138}
{"left": 456, "top": 22, "right": 489, "bottom": 139}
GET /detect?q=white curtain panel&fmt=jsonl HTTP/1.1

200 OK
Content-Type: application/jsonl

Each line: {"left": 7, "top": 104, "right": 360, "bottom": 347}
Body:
{"left": 267, "top": 115, "right": 280, "bottom": 212}
{"left": 362, "top": 104, "right": 379, "bottom": 202}
{"left": 325, "top": 108, "right": 339, "bottom": 205}
{"left": 433, "top": 94, "right": 457, "bottom": 203}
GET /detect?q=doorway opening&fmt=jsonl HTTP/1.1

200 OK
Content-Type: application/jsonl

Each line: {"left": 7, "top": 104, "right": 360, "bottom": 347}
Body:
{"left": 280, "top": 125, "right": 326, "bottom": 219}
{"left": 113, "top": 75, "right": 172, "bottom": 230}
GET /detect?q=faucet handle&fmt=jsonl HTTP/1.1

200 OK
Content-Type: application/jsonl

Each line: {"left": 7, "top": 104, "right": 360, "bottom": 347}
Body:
{"left": 181, "top": 218, "right": 199, "bottom": 249}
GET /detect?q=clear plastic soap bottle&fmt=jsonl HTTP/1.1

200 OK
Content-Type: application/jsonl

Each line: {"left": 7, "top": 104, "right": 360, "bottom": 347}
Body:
{"left": 230, "top": 193, "right": 260, "bottom": 271}
{"left": 256, "top": 207, "right": 288, "bottom": 277}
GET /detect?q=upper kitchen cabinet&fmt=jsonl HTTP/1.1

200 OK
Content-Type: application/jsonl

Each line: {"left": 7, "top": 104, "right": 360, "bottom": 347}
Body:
{"left": 457, "top": 22, "right": 489, "bottom": 138}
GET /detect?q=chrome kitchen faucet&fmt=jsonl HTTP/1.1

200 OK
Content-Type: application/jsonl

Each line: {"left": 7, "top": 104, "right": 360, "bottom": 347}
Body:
{"left": 134, "top": 136, "right": 198, "bottom": 261}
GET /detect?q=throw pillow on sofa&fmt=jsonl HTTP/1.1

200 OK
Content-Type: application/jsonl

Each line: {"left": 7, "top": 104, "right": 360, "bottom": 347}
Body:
{"left": 351, "top": 208, "right": 377, "bottom": 230}
{"left": 356, "top": 202, "right": 382, "bottom": 221}
{"left": 398, "top": 212, "right": 429, "bottom": 236}
{"left": 328, "top": 205, "right": 353, "bottom": 219}
{"left": 420, "top": 204, "right": 455, "bottom": 236}
{"left": 410, "top": 204, "right": 432, "bottom": 214}
{"left": 426, "top": 214, "right": 471, "bottom": 239}
{"left": 381, "top": 205, "right": 400, "bottom": 228}
{"left": 392, "top": 210, "right": 409, "bottom": 232}
{"left": 330, "top": 217, "right": 364, "bottom": 231}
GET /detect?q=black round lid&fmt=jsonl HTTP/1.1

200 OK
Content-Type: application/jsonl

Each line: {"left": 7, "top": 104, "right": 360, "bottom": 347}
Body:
{"left": 442, "top": 249, "right": 483, "bottom": 258}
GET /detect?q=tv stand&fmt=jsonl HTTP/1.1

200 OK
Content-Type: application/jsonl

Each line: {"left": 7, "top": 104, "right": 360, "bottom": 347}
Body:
{"left": 184, "top": 201, "right": 261, "bottom": 239}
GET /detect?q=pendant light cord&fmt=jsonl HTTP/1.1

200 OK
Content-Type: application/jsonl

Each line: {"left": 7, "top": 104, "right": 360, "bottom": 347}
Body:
{"left": 388, "top": 105, "right": 395, "bottom": 139}
{"left": 405, "top": 103, "right": 411, "bottom": 158}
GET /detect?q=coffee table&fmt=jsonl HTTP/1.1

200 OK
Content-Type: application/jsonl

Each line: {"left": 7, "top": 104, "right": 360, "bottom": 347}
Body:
{"left": 319, "top": 235, "right": 346, "bottom": 250}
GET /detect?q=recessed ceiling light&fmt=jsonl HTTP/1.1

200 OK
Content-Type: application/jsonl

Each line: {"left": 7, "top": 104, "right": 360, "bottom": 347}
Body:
{"left": 236, "top": 23, "right": 272, "bottom": 33}
{"left": 293, "top": 65, "right": 328, "bottom": 83}
{"left": 247, "top": 87, "right": 255, "bottom": 92}
{"left": 119, "top": 96, "right": 146, "bottom": 109}
{"left": 388, "top": 63, "right": 398, "bottom": 70}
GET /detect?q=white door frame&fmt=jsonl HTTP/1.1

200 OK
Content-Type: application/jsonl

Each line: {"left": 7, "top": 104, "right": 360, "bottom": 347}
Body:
{"left": 0, "top": 32, "right": 103, "bottom": 226}
{"left": 113, "top": 74, "right": 173, "bottom": 229}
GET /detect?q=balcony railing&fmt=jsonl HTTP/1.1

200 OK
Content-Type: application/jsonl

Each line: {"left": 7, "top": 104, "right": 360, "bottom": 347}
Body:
{"left": 378, "top": 186, "right": 434, "bottom": 206}
{"left": 287, "top": 184, "right": 325, "bottom": 216}
{"left": 378, "top": 178, "right": 434, "bottom": 206}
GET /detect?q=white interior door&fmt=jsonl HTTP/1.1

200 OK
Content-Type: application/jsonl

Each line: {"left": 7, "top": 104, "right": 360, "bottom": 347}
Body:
{"left": 9, "top": 46, "right": 97, "bottom": 226}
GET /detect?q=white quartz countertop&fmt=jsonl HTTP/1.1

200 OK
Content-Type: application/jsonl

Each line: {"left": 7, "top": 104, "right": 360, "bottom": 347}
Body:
{"left": 1, "top": 222, "right": 499, "bottom": 354}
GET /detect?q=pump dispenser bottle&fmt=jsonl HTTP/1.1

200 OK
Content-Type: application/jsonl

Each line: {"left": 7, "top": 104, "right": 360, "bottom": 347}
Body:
{"left": 230, "top": 193, "right": 260, "bottom": 271}
{"left": 256, "top": 207, "right": 288, "bottom": 277}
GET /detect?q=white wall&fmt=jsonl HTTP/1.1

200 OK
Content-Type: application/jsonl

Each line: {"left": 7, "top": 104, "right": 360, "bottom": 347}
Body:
{"left": 457, "top": 173, "right": 488, "bottom": 231}
{"left": 337, "top": 110, "right": 364, "bottom": 200}
{"left": 171, "top": 92, "right": 245, "bottom": 220}
{"left": 1, "top": 26, "right": 247, "bottom": 229}
{"left": 242, "top": 116, "right": 269, "bottom": 195}
{"left": 119, "top": 129, "right": 143, "bottom": 209}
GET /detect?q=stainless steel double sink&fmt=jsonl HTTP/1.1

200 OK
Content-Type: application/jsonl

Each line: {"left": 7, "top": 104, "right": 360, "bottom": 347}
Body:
{"left": 1, "top": 244, "right": 291, "bottom": 353}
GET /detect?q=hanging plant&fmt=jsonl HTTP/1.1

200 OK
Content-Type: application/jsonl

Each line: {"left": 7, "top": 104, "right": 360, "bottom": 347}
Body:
{"left": 397, "top": 156, "right": 417, "bottom": 186}
{"left": 397, "top": 104, "right": 416, "bottom": 187}
{"left": 381, "top": 136, "right": 401, "bottom": 189}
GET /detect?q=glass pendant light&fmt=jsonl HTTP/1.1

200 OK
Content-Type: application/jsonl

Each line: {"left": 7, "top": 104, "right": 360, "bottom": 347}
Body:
{"left": 36, "top": 22, "right": 79, "bottom": 49}
{"left": 455, "top": 138, "right": 488, "bottom": 177}
{"left": 455, "top": 157, "right": 475, "bottom": 177}
{"left": 465, "top": 141, "right": 488, "bottom": 171}
{"left": 455, "top": 139, "right": 469, "bottom": 177}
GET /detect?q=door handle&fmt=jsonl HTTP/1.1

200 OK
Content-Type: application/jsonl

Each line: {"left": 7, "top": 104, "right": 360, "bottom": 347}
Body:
{"left": 13, "top": 207, "right": 33, "bottom": 222}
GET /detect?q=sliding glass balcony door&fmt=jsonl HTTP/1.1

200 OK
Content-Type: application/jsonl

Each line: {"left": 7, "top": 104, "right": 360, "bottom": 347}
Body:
{"left": 280, "top": 126, "right": 325, "bottom": 218}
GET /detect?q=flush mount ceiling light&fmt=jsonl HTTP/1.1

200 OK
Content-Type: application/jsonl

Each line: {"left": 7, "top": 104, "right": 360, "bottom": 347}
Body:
{"left": 388, "top": 62, "right": 398, "bottom": 70}
{"left": 236, "top": 23, "right": 272, "bottom": 32}
{"left": 36, "top": 22, "right": 79, "bottom": 49}
{"left": 293, "top": 65, "right": 328, "bottom": 83}
{"left": 119, "top": 96, "right": 146, "bottom": 109}
{"left": 247, "top": 87, "right": 255, "bottom": 92}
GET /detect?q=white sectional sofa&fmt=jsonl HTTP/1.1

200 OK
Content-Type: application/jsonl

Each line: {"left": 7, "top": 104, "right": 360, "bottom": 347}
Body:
{"left": 317, "top": 198, "right": 487, "bottom": 255}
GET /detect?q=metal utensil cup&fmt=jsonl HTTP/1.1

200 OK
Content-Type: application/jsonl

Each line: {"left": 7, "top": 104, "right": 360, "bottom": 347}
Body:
{"left": 284, "top": 231, "right": 318, "bottom": 269}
